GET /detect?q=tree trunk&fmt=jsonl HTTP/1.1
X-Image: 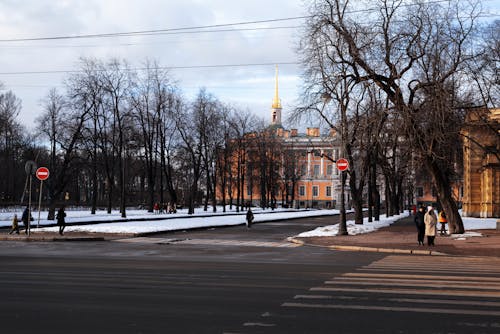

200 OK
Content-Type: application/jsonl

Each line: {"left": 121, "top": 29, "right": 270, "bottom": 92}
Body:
{"left": 338, "top": 171, "right": 348, "bottom": 235}
{"left": 426, "top": 158, "right": 465, "bottom": 234}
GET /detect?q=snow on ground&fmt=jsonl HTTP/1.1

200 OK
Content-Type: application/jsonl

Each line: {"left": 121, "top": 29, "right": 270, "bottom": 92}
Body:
{"left": 0, "top": 207, "right": 343, "bottom": 234}
{"left": 296, "top": 213, "right": 409, "bottom": 237}
{"left": 0, "top": 206, "right": 497, "bottom": 237}
{"left": 297, "top": 212, "right": 498, "bottom": 238}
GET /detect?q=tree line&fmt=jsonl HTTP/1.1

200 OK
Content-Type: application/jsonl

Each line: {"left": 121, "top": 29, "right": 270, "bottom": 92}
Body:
{"left": 295, "top": 0, "right": 498, "bottom": 234}
{"left": 1, "top": 57, "right": 305, "bottom": 219}
{"left": 1, "top": 0, "right": 497, "bottom": 230}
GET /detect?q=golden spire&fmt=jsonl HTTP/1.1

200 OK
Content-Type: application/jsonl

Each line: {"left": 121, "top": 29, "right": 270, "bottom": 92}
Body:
{"left": 272, "top": 65, "right": 281, "bottom": 109}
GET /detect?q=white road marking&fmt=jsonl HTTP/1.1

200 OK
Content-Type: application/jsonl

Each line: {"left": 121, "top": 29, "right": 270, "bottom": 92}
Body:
{"left": 114, "top": 237, "right": 300, "bottom": 248}
{"left": 243, "top": 322, "right": 276, "bottom": 327}
{"left": 284, "top": 255, "right": 500, "bottom": 320}
{"left": 311, "top": 286, "right": 500, "bottom": 298}
{"left": 282, "top": 302, "right": 500, "bottom": 317}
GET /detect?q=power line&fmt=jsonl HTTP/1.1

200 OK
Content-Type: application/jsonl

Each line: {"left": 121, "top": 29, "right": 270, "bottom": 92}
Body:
{"left": 2, "top": 0, "right": 494, "bottom": 43}
{"left": 0, "top": 17, "right": 310, "bottom": 43}
{"left": 0, "top": 26, "right": 300, "bottom": 49}
{"left": 0, "top": 62, "right": 301, "bottom": 76}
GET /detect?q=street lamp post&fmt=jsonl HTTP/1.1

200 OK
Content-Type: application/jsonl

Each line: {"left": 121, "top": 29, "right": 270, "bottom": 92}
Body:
{"left": 319, "top": 92, "right": 348, "bottom": 235}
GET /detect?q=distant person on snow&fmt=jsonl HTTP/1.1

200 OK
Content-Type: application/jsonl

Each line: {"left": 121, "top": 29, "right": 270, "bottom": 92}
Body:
{"left": 21, "top": 206, "right": 33, "bottom": 235}
{"left": 246, "top": 208, "right": 254, "bottom": 228}
{"left": 9, "top": 214, "right": 20, "bottom": 234}
{"left": 56, "top": 206, "right": 67, "bottom": 235}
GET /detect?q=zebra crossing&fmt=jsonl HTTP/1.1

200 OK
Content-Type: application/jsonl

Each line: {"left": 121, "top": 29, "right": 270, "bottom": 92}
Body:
{"left": 283, "top": 255, "right": 500, "bottom": 317}
{"left": 114, "top": 236, "right": 300, "bottom": 248}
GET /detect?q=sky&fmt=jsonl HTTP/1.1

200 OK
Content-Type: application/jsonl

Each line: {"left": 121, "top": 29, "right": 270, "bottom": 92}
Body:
{"left": 0, "top": 0, "right": 306, "bottom": 130}
{"left": 0, "top": 1, "right": 498, "bottom": 131}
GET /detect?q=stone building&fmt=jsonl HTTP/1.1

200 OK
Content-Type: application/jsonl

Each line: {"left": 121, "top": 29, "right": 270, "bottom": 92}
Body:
{"left": 219, "top": 66, "right": 346, "bottom": 209}
{"left": 461, "top": 107, "right": 500, "bottom": 217}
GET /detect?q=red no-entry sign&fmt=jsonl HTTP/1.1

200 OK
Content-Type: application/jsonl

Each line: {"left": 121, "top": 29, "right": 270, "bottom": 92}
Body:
{"left": 336, "top": 158, "right": 349, "bottom": 171}
{"left": 36, "top": 167, "right": 50, "bottom": 181}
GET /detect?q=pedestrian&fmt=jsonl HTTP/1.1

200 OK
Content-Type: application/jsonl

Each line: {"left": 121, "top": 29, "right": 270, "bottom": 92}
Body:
{"left": 153, "top": 202, "right": 160, "bottom": 214}
{"left": 424, "top": 205, "right": 437, "bottom": 246}
{"left": 21, "top": 206, "right": 33, "bottom": 235}
{"left": 414, "top": 206, "right": 426, "bottom": 245}
{"left": 246, "top": 208, "right": 254, "bottom": 228}
{"left": 56, "top": 206, "right": 67, "bottom": 235}
{"left": 438, "top": 210, "right": 448, "bottom": 236}
{"left": 9, "top": 214, "right": 20, "bottom": 234}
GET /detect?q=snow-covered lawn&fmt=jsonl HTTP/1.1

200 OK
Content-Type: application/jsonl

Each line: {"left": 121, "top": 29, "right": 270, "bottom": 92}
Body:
{"left": 0, "top": 206, "right": 496, "bottom": 237}
{"left": 296, "top": 213, "right": 498, "bottom": 239}
{"left": 0, "top": 207, "right": 341, "bottom": 234}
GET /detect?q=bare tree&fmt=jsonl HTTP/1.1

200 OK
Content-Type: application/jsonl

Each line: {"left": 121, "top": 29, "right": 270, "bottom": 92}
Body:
{"left": 100, "top": 59, "right": 132, "bottom": 218}
{"left": 36, "top": 88, "right": 90, "bottom": 219}
{"left": 300, "top": 0, "right": 483, "bottom": 233}
{"left": 0, "top": 89, "right": 25, "bottom": 203}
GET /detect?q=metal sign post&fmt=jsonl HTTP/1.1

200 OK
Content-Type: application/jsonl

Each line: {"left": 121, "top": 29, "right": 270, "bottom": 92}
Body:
{"left": 24, "top": 161, "right": 37, "bottom": 237}
{"left": 35, "top": 167, "right": 50, "bottom": 229}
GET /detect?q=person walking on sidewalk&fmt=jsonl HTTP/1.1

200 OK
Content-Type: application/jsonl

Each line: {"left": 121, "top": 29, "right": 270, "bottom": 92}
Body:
{"left": 56, "top": 206, "right": 67, "bottom": 235}
{"left": 438, "top": 210, "right": 448, "bottom": 236}
{"left": 424, "top": 206, "right": 437, "bottom": 246}
{"left": 21, "top": 206, "right": 33, "bottom": 235}
{"left": 9, "top": 214, "right": 20, "bottom": 234}
{"left": 246, "top": 208, "right": 254, "bottom": 228}
{"left": 414, "top": 206, "right": 426, "bottom": 245}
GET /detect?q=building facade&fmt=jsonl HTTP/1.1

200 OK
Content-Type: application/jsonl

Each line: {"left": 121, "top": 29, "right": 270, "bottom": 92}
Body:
{"left": 461, "top": 108, "right": 500, "bottom": 217}
{"left": 219, "top": 66, "right": 346, "bottom": 209}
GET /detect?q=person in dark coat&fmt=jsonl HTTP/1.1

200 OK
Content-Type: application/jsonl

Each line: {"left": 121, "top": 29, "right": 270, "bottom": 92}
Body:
{"left": 56, "top": 206, "right": 67, "bottom": 235}
{"left": 414, "top": 206, "right": 426, "bottom": 245}
{"left": 246, "top": 208, "right": 254, "bottom": 228}
{"left": 21, "top": 206, "right": 33, "bottom": 235}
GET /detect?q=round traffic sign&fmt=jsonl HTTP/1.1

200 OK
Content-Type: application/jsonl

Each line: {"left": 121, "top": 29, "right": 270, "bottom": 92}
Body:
{"left": 36, "top": 167, "right": 50, "bottom": 181}
{"left": 336, "top": 158, "right": 349, "bottom": 171}
{"left": 25, "top": 160, "right": 37, "bottom": 175}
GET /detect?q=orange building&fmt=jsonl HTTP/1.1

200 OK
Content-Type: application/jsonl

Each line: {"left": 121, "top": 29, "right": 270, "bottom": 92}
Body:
{"left": 219, "top": 66, "right": 345, "bottom": 209}
{"left": 461, "top": 107, "right": 500, "bottom": 217}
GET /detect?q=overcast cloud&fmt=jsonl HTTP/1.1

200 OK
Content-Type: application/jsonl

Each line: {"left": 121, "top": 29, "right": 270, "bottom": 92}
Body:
{"left": 0, "top": 0, "right": 306, "bottom": 129}
{"left": 1, "top": 1, "right": 498, "bottom": 130}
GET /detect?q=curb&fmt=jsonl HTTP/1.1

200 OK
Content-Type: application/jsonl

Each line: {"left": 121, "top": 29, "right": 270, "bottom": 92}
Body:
{"left": 328, "top": 245, "right": 447, "bottom": 256}
{"left": 0, "top": 235, "right": 106, "bottom": 242}
{"left": 288, "top": 237, "right": 447, "bottom": 256}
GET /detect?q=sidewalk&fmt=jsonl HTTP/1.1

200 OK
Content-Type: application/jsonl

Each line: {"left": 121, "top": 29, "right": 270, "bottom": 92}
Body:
{"left": 293, "top": 215, "right": 500, "bottom": 257}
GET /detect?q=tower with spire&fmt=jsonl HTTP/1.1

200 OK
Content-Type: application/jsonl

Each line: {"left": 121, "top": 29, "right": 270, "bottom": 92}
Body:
{"left": 271, "top": 65, "right": 282, "bottom": 126}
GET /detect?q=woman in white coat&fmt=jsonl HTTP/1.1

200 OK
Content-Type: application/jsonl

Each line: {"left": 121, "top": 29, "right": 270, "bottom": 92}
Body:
{"left": 424, "top": 206, "right": 437, "bottom": 246}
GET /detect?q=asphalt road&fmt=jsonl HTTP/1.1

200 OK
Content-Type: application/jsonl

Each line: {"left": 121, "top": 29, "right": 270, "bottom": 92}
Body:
{"left": 1, "top": 215, "right": 500, "bottom": 333}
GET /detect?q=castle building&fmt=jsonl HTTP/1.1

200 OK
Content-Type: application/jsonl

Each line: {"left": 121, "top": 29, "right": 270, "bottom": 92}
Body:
{"left": 271, "top": 65, "right": 282, "bottom": 126}
{"left": 219, "top": 66, "right": 345, "bottom": 209}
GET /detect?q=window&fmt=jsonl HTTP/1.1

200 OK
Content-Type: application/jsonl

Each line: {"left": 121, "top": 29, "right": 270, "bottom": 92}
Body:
{"left": 313, "top": 165, "right": 320, "bottom": 176}
{"left": 313, "top": 186, "right": 319, "bottom": 197}
{"left": 300, "top": 164, "right": 307, "bottom": 176}
{"left": 326, "top": 186, "right": 332, "bottom": 197}
{"left": 313, "top": 150, "right": 322, "bottom": 157}
{"left": 416, "top": 187, "right": 423, "bottom": 197}
{"left": 327, "top": 165, "right": 333, "bottom": 175}
{"left": 299, "top": 186, "right": 305, "bottom": 197}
